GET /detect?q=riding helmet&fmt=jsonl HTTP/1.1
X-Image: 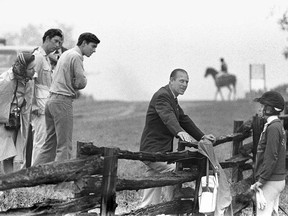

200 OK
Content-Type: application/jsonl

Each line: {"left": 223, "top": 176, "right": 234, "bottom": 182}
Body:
{"left": 253, "top": 91, "right": 285, "bottom": 111}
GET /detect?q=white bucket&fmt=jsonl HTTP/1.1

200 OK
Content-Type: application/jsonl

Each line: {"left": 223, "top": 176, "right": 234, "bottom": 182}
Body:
{"left": 198, "top": 174, "right": 218, "bottom": 214}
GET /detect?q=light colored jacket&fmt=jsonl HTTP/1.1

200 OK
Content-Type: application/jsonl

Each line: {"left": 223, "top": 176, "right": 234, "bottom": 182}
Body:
{"left": 0, "top": 68, "right": 16, "bottom": 123}
{"left": 0, "top": 69, "right": 33, "bottom": 162}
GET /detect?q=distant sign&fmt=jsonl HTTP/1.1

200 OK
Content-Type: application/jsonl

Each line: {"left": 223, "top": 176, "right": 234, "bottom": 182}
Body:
{"left": 249, "top": 64, "right": 266, "bottom": 91}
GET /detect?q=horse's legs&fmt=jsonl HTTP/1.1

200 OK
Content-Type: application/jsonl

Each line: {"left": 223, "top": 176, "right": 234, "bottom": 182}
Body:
{"left": 218, "top": 88, "right": 224, "bottom": 101}
{"left": 214, "top": 90, "right": 218, "bottom": 101}
{"left": 233, "top": 85, "right": 237, "bottom": 100}
{"left": 227, "top": 86, "right": 232, "bottom": 101}
{"left": 214, "top": 88, "right": 222, "bottom": 101}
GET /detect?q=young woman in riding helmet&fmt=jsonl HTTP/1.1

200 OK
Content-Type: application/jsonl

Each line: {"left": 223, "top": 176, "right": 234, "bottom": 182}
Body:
{"left": 251, "top": 91, "right": 286, "bottom": 215}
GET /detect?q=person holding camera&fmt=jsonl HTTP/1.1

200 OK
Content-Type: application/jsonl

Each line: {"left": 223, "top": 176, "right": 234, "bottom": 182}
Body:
{"left": 0, "top": 52, "right": 36, "bottom": 173}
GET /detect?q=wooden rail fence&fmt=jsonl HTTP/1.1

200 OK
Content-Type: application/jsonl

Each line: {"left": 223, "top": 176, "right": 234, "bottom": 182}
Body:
{"left": 0, "top": 104, "right": 287, "bottom": 215}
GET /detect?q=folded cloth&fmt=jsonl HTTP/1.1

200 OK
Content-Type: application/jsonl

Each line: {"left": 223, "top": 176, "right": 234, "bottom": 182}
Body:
{"left": 198, "top": 139, "right": 232, "bottom": 216}
{"left": 255, "top": 188, "right": 266, "bottom": 210}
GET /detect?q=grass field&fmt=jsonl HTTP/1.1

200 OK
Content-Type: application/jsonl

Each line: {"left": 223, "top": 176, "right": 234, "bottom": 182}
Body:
{"left": 72, "top": 96, "right": 288, "bottom": 215}
{"left": 73, "top": 96, "right": 257, "bottom": 174}
{"left": 1, "top": 96, "right": 287, "bottom": 215}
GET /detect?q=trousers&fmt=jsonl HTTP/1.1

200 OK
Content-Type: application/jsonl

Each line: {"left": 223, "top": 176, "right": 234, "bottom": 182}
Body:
{"left": 33, "top": 94, "right": 73, "bottom": 165}
{"left": 256, "top": 180, "right": 285, "bottom": 216}
{"left": 31, "top": 114, "right": 46, "bottom": 164}
{"left": 139, "top": 161, "right": 176, "bottom": 209}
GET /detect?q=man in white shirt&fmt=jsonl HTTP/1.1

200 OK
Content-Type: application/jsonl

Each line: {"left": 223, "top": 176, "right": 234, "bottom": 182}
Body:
{"left": 30, "top": 29, "right": 63, "bottom": 164}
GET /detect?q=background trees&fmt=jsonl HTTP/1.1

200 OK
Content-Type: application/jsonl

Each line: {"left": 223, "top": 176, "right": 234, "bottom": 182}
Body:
{"left": 279, "top": 11, "right": 288, "bottom": 59}
{"left": 2, "top": 23, "right": 75, "bottom": 48}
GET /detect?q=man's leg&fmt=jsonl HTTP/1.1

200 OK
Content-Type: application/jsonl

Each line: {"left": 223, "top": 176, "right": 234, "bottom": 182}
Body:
{"left": 54, "top": 98, "right": 73, "bottom": 162}
{"left": 140, "top": 161, "right": 176, "bottom": 208}
{"left": 31, "top": 114, "right": 47, "bottom": 164}
{"left": 33, "top": 100, "right": 57, "bottom": 165}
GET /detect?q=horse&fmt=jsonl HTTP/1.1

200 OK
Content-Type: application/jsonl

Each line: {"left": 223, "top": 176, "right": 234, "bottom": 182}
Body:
{"left": 204, "top": 67, "right": 237, "bottom": 101}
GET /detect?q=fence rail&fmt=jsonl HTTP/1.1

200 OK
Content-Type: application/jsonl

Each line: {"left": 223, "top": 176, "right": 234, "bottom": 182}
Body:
{"left": 0, "top": 111, "right": 287, "bottom": 215}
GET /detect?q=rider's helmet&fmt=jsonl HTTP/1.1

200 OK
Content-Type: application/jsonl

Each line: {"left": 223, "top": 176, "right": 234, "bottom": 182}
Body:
{"left": 254, "top": 91, "right": 285, "bottom": 116}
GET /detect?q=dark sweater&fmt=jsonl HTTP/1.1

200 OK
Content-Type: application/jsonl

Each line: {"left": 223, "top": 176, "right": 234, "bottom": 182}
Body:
{"left": 254, "top": 118, "right": 286, "bottom": 184}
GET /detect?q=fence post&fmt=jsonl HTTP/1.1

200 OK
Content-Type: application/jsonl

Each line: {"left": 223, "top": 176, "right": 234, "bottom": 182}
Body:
{"left": 100, "top": 148, "right": 118, "bottom": 216}
{"left": 76, "top": 141, "right": 93, "bottom": 159}
{"left": 251, "top": 115, "right": 263, "bottom": 216}
{"left": 176, "top": 139, "right": 185, "bottom": 171}
{"left": 231, "top": 120, "right": 244, "bottom": 183}
{"left": 174, "top": 139, "right": 185, "bottom": 216}
{"left": 252, "top": 115, "right": 263, "bottom": 163}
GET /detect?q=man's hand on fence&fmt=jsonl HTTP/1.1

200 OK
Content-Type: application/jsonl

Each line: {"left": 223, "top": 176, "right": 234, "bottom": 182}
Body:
{"left": 177, "top": 131, "right": 193, "bottom": 143}
{"left": 202, "top": 134, "right": 216, "bottom": 143}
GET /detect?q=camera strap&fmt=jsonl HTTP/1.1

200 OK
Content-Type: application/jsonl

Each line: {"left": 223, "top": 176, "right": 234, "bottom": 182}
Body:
{"left": 10, "top": 80, "right": 19, "bottom": 110}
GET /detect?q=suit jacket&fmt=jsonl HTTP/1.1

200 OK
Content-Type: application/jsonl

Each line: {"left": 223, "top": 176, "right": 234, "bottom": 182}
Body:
{"left": 140, "top": 85, "right": 204, "bottom": 153}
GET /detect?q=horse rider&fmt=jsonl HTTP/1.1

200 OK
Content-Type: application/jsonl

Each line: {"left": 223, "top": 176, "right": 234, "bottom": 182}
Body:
{"left": 220, "top": 58, "right": 228, "bottom": 75}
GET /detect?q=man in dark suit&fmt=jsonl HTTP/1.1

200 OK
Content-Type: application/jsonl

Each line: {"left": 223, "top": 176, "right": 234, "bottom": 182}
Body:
{"left": 139, "top": 68, "right": 215, "bottom": 209}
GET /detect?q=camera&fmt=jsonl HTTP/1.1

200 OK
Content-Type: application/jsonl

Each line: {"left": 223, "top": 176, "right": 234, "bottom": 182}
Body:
{"left": 4, "top": 106, "right": 21, "bottom": 130}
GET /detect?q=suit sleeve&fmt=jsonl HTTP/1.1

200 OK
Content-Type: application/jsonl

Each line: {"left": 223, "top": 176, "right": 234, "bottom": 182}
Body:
{"left": 178, "top": 106, "right": 204, "bottom": 141}
{"left": 155, "top": 94, "right": 183, "bottom": 136}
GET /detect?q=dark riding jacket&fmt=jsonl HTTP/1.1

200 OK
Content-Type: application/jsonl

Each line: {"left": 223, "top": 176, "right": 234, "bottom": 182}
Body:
{"left": 254, "top": 118, "right": 286, "bottom": 184}
{"left": 140, "top": 85, "right": 204, "bottom": 153}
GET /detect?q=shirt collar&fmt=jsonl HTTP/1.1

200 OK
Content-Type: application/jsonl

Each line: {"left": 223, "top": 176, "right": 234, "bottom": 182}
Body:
{"left": 169, "top": 85, "right": 177, "bottom": 99}
{"left": 38, "top": 46, "right": 48, "bottom": 56}
{"left": 73, "top": 46, "right": 84, "bottom": 61}
{"left": 266, "top": 115, "right": 279, "bottom": 124}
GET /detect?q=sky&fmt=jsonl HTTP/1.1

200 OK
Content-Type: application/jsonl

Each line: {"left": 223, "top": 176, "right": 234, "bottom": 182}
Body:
{"left": 1, "top": 0, "right": 288, "bottom": 101}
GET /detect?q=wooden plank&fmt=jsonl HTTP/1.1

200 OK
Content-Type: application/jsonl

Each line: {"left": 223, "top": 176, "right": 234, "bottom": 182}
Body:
{"left": 75, "top": 171, "right": 199, "bottom": 197}
{"left": 119, "top": 200, "right": 203, "bottom": 216}
{"left": 0, "top": 155, "right": 103, "bottom": 191}
{"left": 25, "top": 124, "right": 33, "bottom": 168}
{"left": 252, "top": 115, "right": 263, "bottom": 162}
{"left": 232, "top": 120, "right": 244, "bottom": 183}
{"left": 0, "top": 195, "right": 101, "bottom": 216}
{"left": 229, "top": 176, "right": 254, "bottom": 215}
{"left": 77, "top": 142, "right": 205, "bottom": 163}
{"left": 100, "top": 148, "right": 118, "bottom": 216}
{"left": 233, "top": 120, "right": 244, "bottom": 156}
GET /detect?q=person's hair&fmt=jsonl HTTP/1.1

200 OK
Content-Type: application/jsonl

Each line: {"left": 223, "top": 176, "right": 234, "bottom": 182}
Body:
{"left": 42, "top": 29, "right": 63, "bottom": 43}
{"left": 263, "top": 105, "right": 281, "bottom": 116}
{"left": 170, "top": 68, "right": 187, "bottom": 80}
{"left": 77, "top": 32, "right": 100, "bottom": 46}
